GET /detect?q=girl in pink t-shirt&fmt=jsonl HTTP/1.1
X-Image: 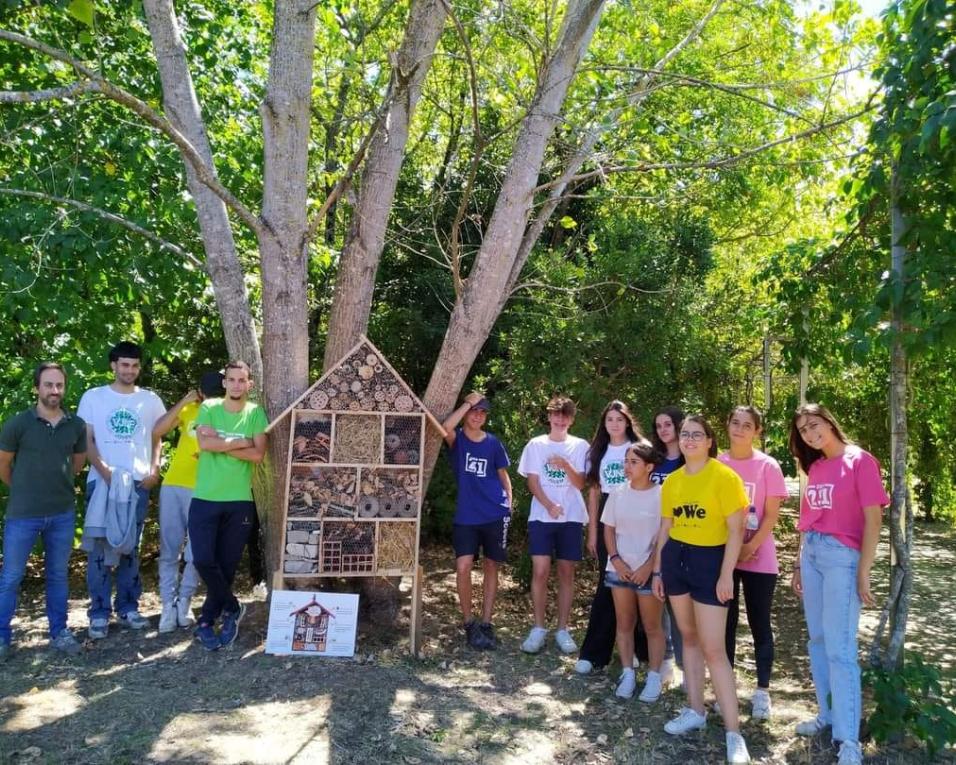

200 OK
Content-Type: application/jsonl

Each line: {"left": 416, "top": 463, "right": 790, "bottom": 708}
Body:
{"left": 718, "top": 405, "right": 788, "bottom": 720}
{"left": 788, "top": 404, "right": 889, "bottom": 765}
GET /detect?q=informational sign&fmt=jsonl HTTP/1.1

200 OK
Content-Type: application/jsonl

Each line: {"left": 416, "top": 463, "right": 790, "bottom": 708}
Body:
{"left": 265, "top": 590, "right": 360, "bottom": 657}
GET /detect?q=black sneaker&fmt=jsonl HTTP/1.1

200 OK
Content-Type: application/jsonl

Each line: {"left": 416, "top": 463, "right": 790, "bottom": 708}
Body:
{"left": 465, "top": 619, "right": 494, "bottom": 650}
{"left": 219, "top": 603, "right": 245, "bottom": 648}
{"left": 478, "top": 622, "right": 498, "bottom": 650}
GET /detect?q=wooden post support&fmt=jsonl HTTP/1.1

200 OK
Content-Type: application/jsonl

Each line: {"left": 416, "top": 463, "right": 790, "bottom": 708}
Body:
{"left": 410, "top": 564, "right": 424, "bottom": 657}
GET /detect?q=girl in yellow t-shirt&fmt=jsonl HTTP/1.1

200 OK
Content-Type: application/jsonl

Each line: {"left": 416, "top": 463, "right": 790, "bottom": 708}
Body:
{"left": 652, "top": 415, "right": 751, "bottom": 764}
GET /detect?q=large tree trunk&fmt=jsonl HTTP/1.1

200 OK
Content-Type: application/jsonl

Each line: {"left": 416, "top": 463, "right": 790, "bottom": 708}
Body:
{"left": 322, "top": 0, "right": 448, "bottom": 368}
{"left": 142, "top": 0, "right": 262, "bottom": 379}
{"left": 421, "top": 0, "right": 607, "bottom": 473}
{"left": 257, "top": 0, "right": 317, "bottom": 572}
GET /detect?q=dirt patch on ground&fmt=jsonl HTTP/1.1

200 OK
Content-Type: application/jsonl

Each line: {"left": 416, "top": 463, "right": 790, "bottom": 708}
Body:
{"left": 1, "top": 521, "right": 954, "bottom": 764}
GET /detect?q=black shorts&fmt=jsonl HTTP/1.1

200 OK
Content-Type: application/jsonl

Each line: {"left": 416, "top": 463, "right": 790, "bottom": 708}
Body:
{"left": 453, "top": 517, "right": 509, "bottom": 562}
{"left": 660, "top": 538, "right": 728, "bottom": 608}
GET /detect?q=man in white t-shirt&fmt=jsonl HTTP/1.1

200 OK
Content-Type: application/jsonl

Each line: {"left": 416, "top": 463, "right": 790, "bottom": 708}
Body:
{"left": 78, "top": 341, "right": 166, "bottom": 640}
{"left": 517, "top": 395, "right": 588, "bottom": 654}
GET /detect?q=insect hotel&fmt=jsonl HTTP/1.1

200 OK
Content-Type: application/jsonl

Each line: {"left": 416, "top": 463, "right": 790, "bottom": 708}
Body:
{"left": 266, "top": 336, "right": 445, "bottom": 652}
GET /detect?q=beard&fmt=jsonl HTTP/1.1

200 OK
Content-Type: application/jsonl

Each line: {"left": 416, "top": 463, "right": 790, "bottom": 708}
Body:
{"left": 39, "top": 393, "right": 62, "bottom": 410}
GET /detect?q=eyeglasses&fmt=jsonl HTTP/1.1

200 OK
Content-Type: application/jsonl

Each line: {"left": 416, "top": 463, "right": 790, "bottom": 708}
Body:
{"left": 679, "top": 431, "right": 708, "bottom": 442}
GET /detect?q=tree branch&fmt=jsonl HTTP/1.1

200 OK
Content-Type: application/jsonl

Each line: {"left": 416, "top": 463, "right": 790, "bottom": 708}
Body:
{"left": 0, "top": 187, "right": 202, "bottom": 267}
{"left": 532, "top": 100, "right": 878, "bottom": 193}
{"left": 0, "top": 80, "right": 99, "bottom": 103}
{"left": 0, "top": 29, "right": 269, "bottom": 241}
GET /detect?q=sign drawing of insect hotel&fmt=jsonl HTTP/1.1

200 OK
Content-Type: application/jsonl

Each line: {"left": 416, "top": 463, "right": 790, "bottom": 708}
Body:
{"left": 266, "top": 336, "right": 445, "bottom": 652}
{"left": 290, "top": 596, "right": 335, "bottom": 652}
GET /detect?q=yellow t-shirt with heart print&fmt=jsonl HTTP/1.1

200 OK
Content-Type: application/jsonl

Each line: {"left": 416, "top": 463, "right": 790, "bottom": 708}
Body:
{"left": 661, "top": 459, "right": 749, "bottom": 546}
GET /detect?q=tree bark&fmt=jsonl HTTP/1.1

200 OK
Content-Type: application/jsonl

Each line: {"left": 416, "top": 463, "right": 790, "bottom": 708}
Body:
{"left": 142, "top": 0, "right": 263, "bottom": 379}
{"left": 257, "top": 0, "right": 318, "bottom": 572}
{"left": 322, "top": 0, "right": 448, "bottom": 369}
{"left": 421, "top": 0, "right": 607, "bottom": 475}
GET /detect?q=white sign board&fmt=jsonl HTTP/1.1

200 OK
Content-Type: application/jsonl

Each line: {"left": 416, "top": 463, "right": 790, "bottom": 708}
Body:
{"left": 265, "top": 590, "right": 360, "bottom": 657}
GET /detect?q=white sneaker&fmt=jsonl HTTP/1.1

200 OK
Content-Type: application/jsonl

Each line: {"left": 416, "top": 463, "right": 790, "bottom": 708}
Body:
{"left": 521, "top": 626, "right": 548, "bottom": 654}
{"left": 837, "top": 741, "right": 862, "bottom": 765}
{"left": 554, "top": 629, "right": 577, "bottom": 654}
{"left": 639, "top": 670, "right": 662, "bottom": 703}
{"left": 616, "top": 669, "right": 636, "bottom": 699}
{"left": 88, "top": 618, "right": 109, "bottom": 640}
{"left": 158, "top": 603, "right": 178, "bottom": 634}
{"left": 660, "top": 657, "right": 675, "bottom": 686}
{"left": 795, "top": 715, "right": 830, "bottom": 737}
{"left": 574, "top": 659, "right": 593, "bottom": 674}
{"left": 664, "top": 706, "right": 707, "bottom": 735}
{"left": 751, "top": 688, "right": 771, "bottom": 720}
{"left": 726, "top": 731, "right": 751, "bottom": 764}
{"left": 118, "top": 610, "right": 149, "bottom": 630}
{"left": 176, "top": 597, "right": 195, "bottom": 628}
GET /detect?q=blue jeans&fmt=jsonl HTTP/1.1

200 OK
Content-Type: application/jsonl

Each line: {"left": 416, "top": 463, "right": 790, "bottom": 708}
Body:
{"left": 0, "top": 509, "right": 76, "bottom": 643}
{"left": 800, "top": 531, "right": 862, "bottom": 744}
{"left": 86, "top": 483, "right": 150, "bottom": 620}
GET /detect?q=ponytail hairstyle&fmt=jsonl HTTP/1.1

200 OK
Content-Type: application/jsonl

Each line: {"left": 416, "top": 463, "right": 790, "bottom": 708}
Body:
{"left": 628, "top": 439, "right": 664, "bottom": 468}
{"left": 727, "top": 405, "right": 763, "bottom": 433}
{"left": 788, "top": 403, "right": 850, "bottom": 474}
{"left": 587, "top": 400, "right": 643, "bottom": 484}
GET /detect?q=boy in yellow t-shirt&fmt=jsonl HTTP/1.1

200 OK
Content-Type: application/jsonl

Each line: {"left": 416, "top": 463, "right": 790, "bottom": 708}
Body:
{"left": 152, "top": 372, "right": 223, "bottom": 633}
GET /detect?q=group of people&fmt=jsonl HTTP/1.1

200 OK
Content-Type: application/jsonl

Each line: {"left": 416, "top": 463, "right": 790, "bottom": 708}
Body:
{"left": 0, "top": 342, "right": 268, "bottom": 658}
{"left": 444, "top": 394, "right": 888, "bottom": 765}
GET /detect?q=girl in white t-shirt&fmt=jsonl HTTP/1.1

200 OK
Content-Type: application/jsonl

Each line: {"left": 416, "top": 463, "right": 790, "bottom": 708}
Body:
{"left": 602, "top": 441, "right": 666, "bottom": 702}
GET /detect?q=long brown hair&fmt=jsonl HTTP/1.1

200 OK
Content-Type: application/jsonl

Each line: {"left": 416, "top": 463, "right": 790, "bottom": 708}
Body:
{"left": 788, "top": 403, "right": 851, "bottom": 473}
{"left": 586, "top": 400, "right": 643, "bottom": 484}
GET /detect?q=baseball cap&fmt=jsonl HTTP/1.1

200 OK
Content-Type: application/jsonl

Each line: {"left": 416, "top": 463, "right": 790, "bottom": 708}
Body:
{"left": 199, "top": 370, "right": 225, "bottom": 398}
{"left": 470, "top": 397, "right": 491, "bottom": 412}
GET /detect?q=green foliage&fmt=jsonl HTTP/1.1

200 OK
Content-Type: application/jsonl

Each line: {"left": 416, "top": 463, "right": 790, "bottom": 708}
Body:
{"left": 864, "top": 653, "right": 956, "bottom": 756}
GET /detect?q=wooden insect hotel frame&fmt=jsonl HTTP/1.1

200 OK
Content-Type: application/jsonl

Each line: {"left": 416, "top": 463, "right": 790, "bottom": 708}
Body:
{"left": 266, "top": 336, "right": 445, "bottom": 652}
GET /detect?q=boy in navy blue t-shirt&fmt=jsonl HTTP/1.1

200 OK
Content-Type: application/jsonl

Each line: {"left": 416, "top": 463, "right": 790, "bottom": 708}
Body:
{"left": 443, "top": 391, "right": 512, "bottom": 650}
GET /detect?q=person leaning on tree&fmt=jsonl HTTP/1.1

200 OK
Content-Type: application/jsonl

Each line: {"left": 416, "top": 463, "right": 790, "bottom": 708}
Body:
{"left": 442, "top": 391, "right": 513, "bottom": 650}
{"left": 78, "top": 341, "right": 166, "bottom": 640}
{"left": 189, "top": 360, "right": 267, "bottom": 651}
{"left": 0, "top": 362, "right": 88, "bottom": 660}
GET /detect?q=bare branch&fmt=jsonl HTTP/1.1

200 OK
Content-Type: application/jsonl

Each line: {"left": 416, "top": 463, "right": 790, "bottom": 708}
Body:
{"left": 0, "top": 80, "right": 99, "bottom": 103}
{"left": 532, "top": 100, "right": 878, "bottom": 193}
{"left": 0, "top": 187, "right": 202, "bottom": 267}
{"left": 0, "top": 29, "right": 269, "bottom": 241}
{"left": 509, "top": 278, "right": 673, "bottom": 298}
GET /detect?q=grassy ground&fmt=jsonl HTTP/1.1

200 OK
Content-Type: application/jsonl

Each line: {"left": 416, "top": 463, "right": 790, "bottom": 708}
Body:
{"left": 0, "top": 520, "right": 954, "bottom": 764}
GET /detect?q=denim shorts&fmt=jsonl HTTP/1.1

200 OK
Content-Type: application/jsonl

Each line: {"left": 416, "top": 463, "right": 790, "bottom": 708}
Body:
{"left": 604, "top": 569, "right": 654, "bottom": 595}
{"left": 528, "top": 521, "right": 583, "bottom": 561}
{"left": 660, "top": 538, "right": 727, "bottom": 607}
{"left": 452, "top": 517, "right": 509, "bottom": 562}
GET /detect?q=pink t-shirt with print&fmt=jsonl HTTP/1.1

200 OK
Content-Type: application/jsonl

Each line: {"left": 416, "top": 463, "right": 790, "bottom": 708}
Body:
{"left": 799, "top": 444, "right": 890, "bottom": 551}
{"left": 718, "top": 450, "right": 788, "bottom": 574}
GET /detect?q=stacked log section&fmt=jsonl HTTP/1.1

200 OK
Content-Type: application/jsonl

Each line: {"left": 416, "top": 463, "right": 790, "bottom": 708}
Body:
{"left": 292, "top": 412, "right": 331, "bottom": 463}
{"left": 295, "top": 344, "right": 422, "bottom": 414}
{"left": 383, "top": 415, "right": 422, "bottom": 465}
{"left": 284, "top": 520, "right": 321, "bottom": 573}
{"left": 332, "top": 414, "right": 381, "bottom": 463}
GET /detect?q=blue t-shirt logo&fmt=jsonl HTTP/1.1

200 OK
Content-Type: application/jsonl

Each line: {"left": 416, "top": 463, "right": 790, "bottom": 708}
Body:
{"left": 108, "top": 408, "right": 139, "bottom": 441}
{"left": 465, "top": 453, "right": 488, "bottom": 478}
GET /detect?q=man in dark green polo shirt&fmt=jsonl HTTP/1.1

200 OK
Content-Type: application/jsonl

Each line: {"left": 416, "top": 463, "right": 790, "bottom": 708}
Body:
{"left": 0, "top": 362, "right": 88, "bottom": 659}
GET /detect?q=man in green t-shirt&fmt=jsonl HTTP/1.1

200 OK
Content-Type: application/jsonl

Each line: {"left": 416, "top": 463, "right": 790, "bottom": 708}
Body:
{"left": 188, "top": 360, "right": 267, "bottom": 651}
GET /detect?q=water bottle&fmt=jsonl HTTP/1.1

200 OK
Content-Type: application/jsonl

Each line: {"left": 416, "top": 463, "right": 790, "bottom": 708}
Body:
{"left": 743, "top": 506, "right": 759, "bottom": 543}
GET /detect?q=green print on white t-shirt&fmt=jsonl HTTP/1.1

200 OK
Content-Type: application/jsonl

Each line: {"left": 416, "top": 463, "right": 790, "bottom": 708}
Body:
{"left": 543, "top": 462, "right": 566, "bottom": 485}
{"left": 603, "top": 460, "right": 625, "bottom": 486}
{"left": 107, "top": 408, "right": 138, "bottom": 440}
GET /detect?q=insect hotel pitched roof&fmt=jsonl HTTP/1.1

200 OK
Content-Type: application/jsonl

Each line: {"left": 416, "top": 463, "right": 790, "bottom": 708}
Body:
{"left": 265, "top": 335, "right": 446, "bottom": 437}
{"left": 289, "top": 596, "right": 335, "bottom": 618}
